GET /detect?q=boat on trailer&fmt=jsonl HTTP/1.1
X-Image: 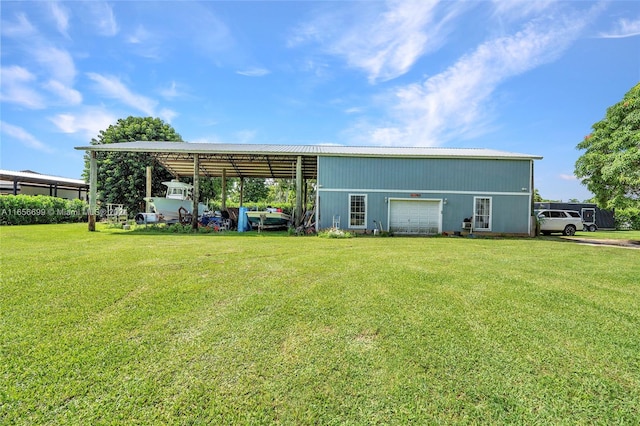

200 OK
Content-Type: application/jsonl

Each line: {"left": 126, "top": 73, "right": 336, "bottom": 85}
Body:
{"left": 246, "top": 208, "right": 291, "bottom": 229}
{"left": 138, "top": 180, "right": 209, "bottom": 223}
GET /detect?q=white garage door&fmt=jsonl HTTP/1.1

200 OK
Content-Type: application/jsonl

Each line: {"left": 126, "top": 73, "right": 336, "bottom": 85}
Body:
{"left": 389, "top": 199, "right": 441, "bottom": 235}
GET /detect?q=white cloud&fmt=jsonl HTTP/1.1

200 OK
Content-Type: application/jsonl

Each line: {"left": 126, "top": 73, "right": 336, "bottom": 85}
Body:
{"left": 159, "top": 108, "right": 178, "bottom": 124}
{"left": 33, "top": 46, "right": 77, "bottom": 85}
{"left": 491, "top": 0, "right": 556, "bottom": 21}
{"left": 0, "top": 12, "right": 36, "bottom": 38}
{"left": 50, "top": 108, "right": 117, "bottom": 140}
{"left": 159, "top": 81, "right": 182, "bottom": 100}
{"left": 86, "top": 73, "right": 157, "bottom": 116}
{"left": 127, "top": 25, "right": 151, "bottom": 44}
{"left": 290, "top": 0, "right": 468, "bottom": 83}
{"left": 85, "top": 73, "right": 176, "bottom": 122}
{"left": 236, "top": 68, "right": 270, "bottom": 77}
{"left": 0, "top": 121, "right": 54, "bottom": 153}
{"left": 599, "top": 17, "right": 640, "bottom": 39}
{"left": 125, "top": 25, "right": 164, "bottom": 59}
{"left": 344, "top": 107, "right": 363, "bottom": 114}
{"left": 559, "top": 174, "right": 578, "bottom": 181}
{"left": 88, "top": 2, "right": 118, "bottom": 36}
{"left": 1, "top": 12, "right": 81, "bottom": 107}
{"left": 354, "top": 7, "right": 598, "bottom": 146}
{"left": 43, "top": 80, "right": 82, "bottom": 105}
{"left": 49, "top": 2, "right": 70, "bottom": 37}
{"left": 0, "top": 66, "right": 46, "bottom": 109}
{"left": 234, "top": 130, "right": 257, "bottom": 144}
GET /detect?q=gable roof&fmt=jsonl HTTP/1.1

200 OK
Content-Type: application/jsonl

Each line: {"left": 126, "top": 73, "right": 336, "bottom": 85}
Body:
{"left": 75, "top": 142, "right": 542, "bottom": 179}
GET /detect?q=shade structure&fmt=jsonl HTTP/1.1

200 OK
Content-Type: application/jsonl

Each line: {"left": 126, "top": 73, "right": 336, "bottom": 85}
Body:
{"left": 75, "top": 142, "right": 320, "bottom": 179}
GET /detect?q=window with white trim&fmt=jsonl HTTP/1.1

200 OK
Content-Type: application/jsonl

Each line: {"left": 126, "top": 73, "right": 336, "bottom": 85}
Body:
{"left": 474, "top": 197, "right": 492, "bottom": 231}
{"left": 349, "top": 194, "right": 367, "bottom": 228}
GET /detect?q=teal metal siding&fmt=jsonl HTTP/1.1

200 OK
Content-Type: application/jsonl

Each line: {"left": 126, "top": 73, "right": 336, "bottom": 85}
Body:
{"left": 318, "top": 157, "right": 530, "bottom": 193}
{"left": 317, "top": 156, "right": 533, "bottom": 234}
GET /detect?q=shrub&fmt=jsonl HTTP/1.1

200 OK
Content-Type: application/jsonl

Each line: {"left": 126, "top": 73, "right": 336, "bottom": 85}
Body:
{"left": 0, "top": 195, "right": 88, "bottom": 225}
{"left": 317, "top": 227, "right": 352, "bottom": 239}
{"left": 615, "top": 207, "right": 640, "bottom": 230}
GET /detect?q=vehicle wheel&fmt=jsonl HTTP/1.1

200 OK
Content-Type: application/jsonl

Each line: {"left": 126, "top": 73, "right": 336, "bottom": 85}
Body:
{"left": 588, "top": 224, "right": 597, "bottom": 232}
{"left": 563, "top": 225, "right": 576, "bottom": 236}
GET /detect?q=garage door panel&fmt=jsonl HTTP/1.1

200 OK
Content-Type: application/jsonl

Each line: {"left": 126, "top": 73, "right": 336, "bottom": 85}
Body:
{"left": 390, "top": 200, "right": 441, "bottom": 235}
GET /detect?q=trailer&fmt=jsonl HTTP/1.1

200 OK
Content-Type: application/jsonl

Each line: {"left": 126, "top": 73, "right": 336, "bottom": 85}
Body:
{"left": 534, "top": 202, "right": 615, "bottom": 231}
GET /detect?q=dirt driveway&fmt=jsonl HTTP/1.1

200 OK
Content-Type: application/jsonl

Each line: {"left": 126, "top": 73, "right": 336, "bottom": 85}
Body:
{"left": 564, "top": 237, "right": 640, "bottom": 249}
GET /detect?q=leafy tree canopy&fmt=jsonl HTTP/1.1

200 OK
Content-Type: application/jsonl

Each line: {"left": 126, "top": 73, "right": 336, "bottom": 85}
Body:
{"left": 83, "top": 116, "right": 183, "bottom": 217}
{"left": 575, "top": 83, "right": 640, "bottom": 209}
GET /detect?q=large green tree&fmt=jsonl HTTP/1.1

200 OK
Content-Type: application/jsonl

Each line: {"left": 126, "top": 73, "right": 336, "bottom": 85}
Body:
{"left": 83, "top": 116, "right": 183, "bottom": 217}
{"left": 575, "top": 83, "right": 640, "bottom": 209}
{"left": 242, "top": 178, "right": 270, "bottom": 203}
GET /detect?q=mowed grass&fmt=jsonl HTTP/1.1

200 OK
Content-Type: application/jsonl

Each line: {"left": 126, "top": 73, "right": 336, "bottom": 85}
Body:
{"left": 1, "top": 224, "right": 639, "bottom": 424}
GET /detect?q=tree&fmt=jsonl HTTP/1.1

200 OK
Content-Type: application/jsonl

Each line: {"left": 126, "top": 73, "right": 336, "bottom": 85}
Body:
{"left": 83, "top": 116, "right": 183, "bottom": 217}
{"left": 575, "top": 83, "right": 640, "bottom": 209}
{"left": 533, "top": 189, "right": 543, "bottom": 202}
{"left": 242, "top": 178, "right": 270, "bottom": 203}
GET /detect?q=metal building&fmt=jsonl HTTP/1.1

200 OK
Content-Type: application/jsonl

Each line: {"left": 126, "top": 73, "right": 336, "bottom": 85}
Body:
{"left": 0, "top": 169, "right": 88, "bottom": 200}
{"left": 317, "top": 148, "right": 541, "bottom": 236}
{"left": 75, "top": 142, "right": 541, "bottom": 235}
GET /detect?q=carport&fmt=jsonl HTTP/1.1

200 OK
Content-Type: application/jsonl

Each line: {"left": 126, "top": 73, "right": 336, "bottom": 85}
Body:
{"left": 75, "top": 142, "right": 319, "bottom": 231}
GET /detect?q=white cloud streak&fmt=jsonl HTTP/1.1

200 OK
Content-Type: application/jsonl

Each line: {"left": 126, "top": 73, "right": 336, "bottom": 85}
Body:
{"left": 50, "top": 108, "right": 117, "bottom": 140}
{"left": 34, "top": 46, "right": 77, "bottom": 84}
{"left": 0, "top": 66, "right": 46, "bottom": 109}
{"left": 490, "top": 0, "right": 556, "bottom": 21}
{"left": 43, "top": 80, "right": 82, "bottom": 105}
{"left": 599, "top": 17, "right": 640, "bottom": 38}
{"left": 49, "top": 2, "right": 70, "bottom": 37}
{"left": 88, "top": 2, "right": 118, "bottom": 36}
{"left": 0, "top": 12, "right": 36, "bottom": 38}
{"left": 559, "top": 174, "right": 578, "bottom": 181}
{"left": 86, "top": 73, "right": 177, "bottom": 122}
{"left": 0, "top": 121, "right": 54, "bottom": 153}
{"left": 86, "top": 73, "right": 158, "bottom": 116}
{"left": 291, "top": 0, "right": 467, "bottom": 84}
{"left": 236, "top": 68, "right": 270, "bottom": 77}
{"left": 355, "top": 6, "right": 601, "bottom": 146}
{"left": 1, "top": 12, "right": 81, "bottom": 107}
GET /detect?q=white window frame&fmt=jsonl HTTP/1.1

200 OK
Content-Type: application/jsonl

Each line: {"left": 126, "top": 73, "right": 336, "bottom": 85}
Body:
{"left": 348, "top": 193, "right": 367, "bottom": 229}
{"left": 473, "top": 196, "right": 492, "bottom": 231}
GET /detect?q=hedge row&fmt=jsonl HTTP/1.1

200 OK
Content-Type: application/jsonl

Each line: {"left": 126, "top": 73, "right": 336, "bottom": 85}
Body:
{"left": 0, "top": 195, "right": 88, "bottom": 225}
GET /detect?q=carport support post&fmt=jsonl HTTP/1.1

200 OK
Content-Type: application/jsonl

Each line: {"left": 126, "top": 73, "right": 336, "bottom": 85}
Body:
{"left": 146, "top": 166, "right": 152, "bottom": 213}
{"left": 192, "top": 154, "right": 200, "bottom": 231}
{"left": 221, "top": 168, "right": 227, "bottom": 211}
{"left": 88, "top": 151, "right": 97, "bottom": 231}
{"left": 295, "top": 155, "right": 302, "bottom": 227}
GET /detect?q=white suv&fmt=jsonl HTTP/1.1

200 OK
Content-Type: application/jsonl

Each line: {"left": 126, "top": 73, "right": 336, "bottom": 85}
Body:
{"left": 535, "top": 209, "right": 583, "bottom": 236}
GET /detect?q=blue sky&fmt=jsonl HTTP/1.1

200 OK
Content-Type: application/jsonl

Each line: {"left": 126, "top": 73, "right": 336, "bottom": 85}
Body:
{"left": 1, "top": 0, "right": 638, "bottom": 201}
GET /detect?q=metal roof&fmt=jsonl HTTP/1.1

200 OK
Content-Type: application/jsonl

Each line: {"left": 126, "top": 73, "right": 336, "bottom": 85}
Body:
{"left": 0, "top": 169, "right": 89, "bottom": 188}
{"left": 75, "top": 142, "right": 542, "bottom": 179}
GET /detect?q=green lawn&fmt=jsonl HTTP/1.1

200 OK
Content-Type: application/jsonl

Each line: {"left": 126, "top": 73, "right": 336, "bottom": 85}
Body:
{"left": 2, "top": 224, "right": 639, "bottom": 424}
